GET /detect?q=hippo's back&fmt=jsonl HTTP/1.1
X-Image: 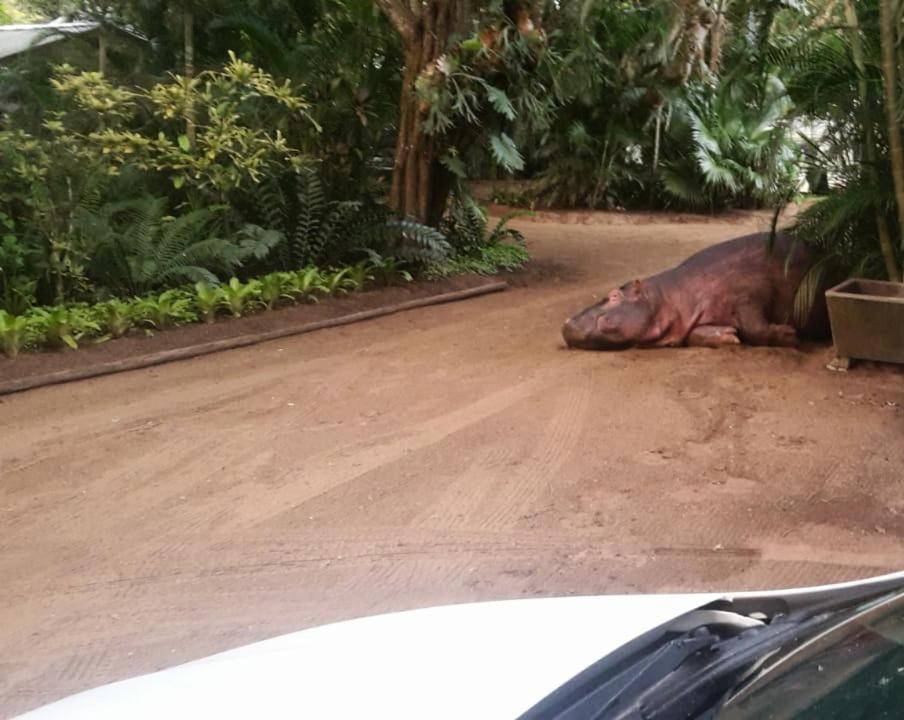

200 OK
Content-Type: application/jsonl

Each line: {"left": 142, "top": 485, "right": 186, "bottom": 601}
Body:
{"left": 674, "top": 232, "right": 802, "bottom": 275}
{"left": 663, "top": 231, "right": 827, "bottom": 336}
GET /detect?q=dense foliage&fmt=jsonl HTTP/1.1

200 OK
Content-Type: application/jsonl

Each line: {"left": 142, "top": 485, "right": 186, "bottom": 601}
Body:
{"left": 2, "top": 0, "right": 904, "bottom": 354}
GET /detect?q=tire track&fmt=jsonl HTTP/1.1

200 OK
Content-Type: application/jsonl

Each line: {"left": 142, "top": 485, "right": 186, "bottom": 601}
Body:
{"left": 479, "top": 369, "right": 593, "bottom": 529}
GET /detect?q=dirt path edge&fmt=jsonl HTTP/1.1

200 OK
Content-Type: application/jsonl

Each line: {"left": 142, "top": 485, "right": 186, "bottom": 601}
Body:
{"left": 0, "top": 281, "right": 509, "bottom": 397}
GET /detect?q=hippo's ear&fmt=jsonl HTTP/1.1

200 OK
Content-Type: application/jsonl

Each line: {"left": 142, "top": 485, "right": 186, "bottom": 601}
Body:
{"left": 607, "top": 288, "right": 625, "bottom": 305}
{"left": 627, "top": 279, "right": 646, "bottom": 299}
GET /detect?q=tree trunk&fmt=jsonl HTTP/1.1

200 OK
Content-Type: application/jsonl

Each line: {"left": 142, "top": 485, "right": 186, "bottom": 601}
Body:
{"left": 184, "top": 7, "right": 197, "bottom": 146}
{"left": 389, "top": 1, "right": 456, "bottom": 224}
{"left": 846, "top": 0, "right": 900, "bottom": 280}
{"left": 879, "top": 0, "right": 904, "bottom": 281}
{"left": 98, "top": 26, "right": 108, "bottom": 76}
{"left": 666, "top": 0, "right": 715, "bottom": 84}
{"left": 708, "top": 0, "right": 727, "bottom": 74}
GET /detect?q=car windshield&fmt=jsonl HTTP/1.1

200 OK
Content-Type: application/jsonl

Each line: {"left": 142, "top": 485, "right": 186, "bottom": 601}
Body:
{"left": 717, "top": 593, "right": 904, "bottom": 719}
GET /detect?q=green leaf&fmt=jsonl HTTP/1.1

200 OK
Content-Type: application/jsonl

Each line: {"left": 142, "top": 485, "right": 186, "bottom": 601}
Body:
{"left": 440, "top": 152, "right": 467, "bottom": 179}
{"left": 172, "top": 176, "right": 186, "bottom": 189}
{"left": 177, "top": 134, "right": 191, "bottom": 151}
{"left": 486, "top": 86, "right": 516, "bottom": 121}
{"left": 488, "top": 133, "right": 525, "bottom": 173}
{"left": 459, "top": 38, "right": 483, "bottom": 54}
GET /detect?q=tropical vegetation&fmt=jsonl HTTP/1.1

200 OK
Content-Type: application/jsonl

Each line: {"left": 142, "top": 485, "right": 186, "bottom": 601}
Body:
{"left": 1, "top": 0, "right": 904, "bottom": 359}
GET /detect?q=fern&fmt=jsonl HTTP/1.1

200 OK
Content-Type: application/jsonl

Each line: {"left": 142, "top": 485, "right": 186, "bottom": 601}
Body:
{"left": 292, "top": 168, "right": 327, "bottom": 266}
{"left": 428, "top": 244, "right": 530, "bottom": 278}
{"left": 488, "top": 133, "right": 525, "bottom": 173}
{"left": 486, "top": 210, "right": 530, "bottom": 246}
{"left": 252, "top": 169, "right": 454, "bottom": 268}
{"left": 80, "top": 198, "right": 275, "bottom": 296}
{"left": 384, "top": 218, "right": 451, "bottom": 264}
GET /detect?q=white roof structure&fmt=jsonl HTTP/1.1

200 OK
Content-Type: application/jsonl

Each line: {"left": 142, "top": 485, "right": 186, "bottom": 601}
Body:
{"left": 0, "top": 18, "right": 100, "bottom": 61}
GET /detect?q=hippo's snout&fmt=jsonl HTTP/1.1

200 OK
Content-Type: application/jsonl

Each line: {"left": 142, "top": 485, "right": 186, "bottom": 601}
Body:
{"left": 562, "top": 317, "right": 592, "bottom": 349}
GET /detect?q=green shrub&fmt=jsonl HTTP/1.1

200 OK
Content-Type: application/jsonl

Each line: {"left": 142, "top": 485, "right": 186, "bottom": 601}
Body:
{"left": 52, "top": 56, "right": 317, "bottom": 200}
{"left": 194, "top": 282, "right": 223, "bottom": 323}
{"left": 345, "top": 261, "right": 375, "bottom": 291}
{"left": 135, "top": 290, "right": 197, "bottom": 329}
{"left": 0, "top": 215, "right": 37, "bottom": 315}
{"left": 221, "top": 278, "right": 262, "bottom": 318}
{"left": 0, "top": 310, "right": 29, "bottom": 358}
{"left": 362, "top": 251, "right": 413, "bottom": 285}
{"left": 321, "top": 268, "right": 356, "bottom": 294}
{"left": 92, "top": 298, "right": 140, "bottom": 338}
{"left": 428, "top": 243, "right": 530, "bottom": 278}
{"left": 284, "top": 267, "right": 327, "bottom": 302}
{"left": 26, "top": 305, "right": 99, "bottom": 349}
{"left": 259, "top": 272, "right": 294, "bottom": 310}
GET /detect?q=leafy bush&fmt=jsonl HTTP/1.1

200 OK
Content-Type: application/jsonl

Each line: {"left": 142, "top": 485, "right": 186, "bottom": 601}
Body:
{"left": 361, "top": 251, "right": 413, "bottom": 285}
{"left": 0, "top": 215, "right": 37, "bottom": 314}
{"left": 135, "top": 289, "right": 197, "bottom": 329}
{"left": 26, "top": 305, "right": 99, "bottom": 350}
{"left": 258, "top": 273, "right": 294, "bottom": 310}
{"left": 92, "top": 298, "right": 140, "bottom": 339}
{"left": 431, "top": 188, "right": 530, "bottom": 277}
{"left": 441, "top": 188, "right": 530, "bottom": 253}
{"left": 0, "top": 57, "right": 309, "bottom": 308}
{"left": 428, "top": 244, "right": 530, "bottom": 278}
{"left": 194, "top": 282, "right": 223, "bottom": 323}
{"left": 0, "top": 128, "right": 106, "bottom": 305}
{"left": 52, "top": 55, "right": 317, "bottom": 201}
{"left": 220, "top": 277, "right": 262, "bottom": 318}
{"left": 283, "top": 267, "right": 328, "bottom": 302}
{"left": 345, "top": 262, "right": 375, "bottom": 291}
{"left": 532, "top": 0, "right": 669, "bottom": 209}
{"left": 0, "top": 311, "right": 30, "bottom": 358}
{"left": 320, "top": 268, "right": 355, "bottom": 295}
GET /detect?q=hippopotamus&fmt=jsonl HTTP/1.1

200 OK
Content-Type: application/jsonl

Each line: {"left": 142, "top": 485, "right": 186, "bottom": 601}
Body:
{"left": 562, "top": 231, "right": 828, "bottom": 350}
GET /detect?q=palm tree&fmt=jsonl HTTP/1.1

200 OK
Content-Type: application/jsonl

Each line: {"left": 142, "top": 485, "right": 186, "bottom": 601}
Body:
{"left": 786, "top": 0, "right": 903, "bottom": 282}
{"left": 879, "top": 0, "right": 904, "bottom": 281}
{"left": 660, "top": 74, "right": 799, "bottom": 209}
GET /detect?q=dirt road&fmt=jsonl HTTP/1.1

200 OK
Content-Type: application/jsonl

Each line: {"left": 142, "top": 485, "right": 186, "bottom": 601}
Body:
{"left": 2, "top": 212, "right": 903, "bottom": 716}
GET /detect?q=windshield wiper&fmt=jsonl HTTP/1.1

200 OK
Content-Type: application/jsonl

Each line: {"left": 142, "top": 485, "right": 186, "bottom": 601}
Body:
{"left": 520, "top": 608, "right": 837, "bottom": 720}
{"left": 521, "top": 577, "right": 904, "bottom": 720}
{"left": 620, "top": 611, "right": 833, "bottom": 720}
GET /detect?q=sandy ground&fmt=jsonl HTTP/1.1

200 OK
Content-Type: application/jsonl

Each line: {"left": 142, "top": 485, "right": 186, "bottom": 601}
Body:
{"left": 2, "top": 211, "right": 903, "bottom": 717}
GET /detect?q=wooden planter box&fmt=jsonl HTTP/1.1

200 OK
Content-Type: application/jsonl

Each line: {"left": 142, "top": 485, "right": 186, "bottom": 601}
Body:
{"left": 825, "top": 279, "right": 904, "bottom": 365}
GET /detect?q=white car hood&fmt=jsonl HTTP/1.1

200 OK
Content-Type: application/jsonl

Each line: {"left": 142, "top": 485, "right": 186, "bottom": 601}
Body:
{"left": 15, "top": 594, "right": 713, "bottom": 720}
{"left": 19, "top": 570, "right": 904, "bottom": 720}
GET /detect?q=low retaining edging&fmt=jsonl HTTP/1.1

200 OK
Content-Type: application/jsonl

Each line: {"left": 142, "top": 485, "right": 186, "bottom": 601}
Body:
{"left": 0, "top": 281, "right": 509, "bottom": 397}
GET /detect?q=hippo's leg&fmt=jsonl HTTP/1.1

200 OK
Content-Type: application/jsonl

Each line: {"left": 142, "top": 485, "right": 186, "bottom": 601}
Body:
{"left": 737, "top": 307, "right": 798, "bottom": 346}
{"left": 687, "top": 325, "right": 741, "bottom": 348}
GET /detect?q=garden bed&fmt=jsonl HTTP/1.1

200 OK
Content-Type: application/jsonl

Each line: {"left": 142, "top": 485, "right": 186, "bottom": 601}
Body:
{"left": 0, "top": 273, "right": 512, "bottom": 392}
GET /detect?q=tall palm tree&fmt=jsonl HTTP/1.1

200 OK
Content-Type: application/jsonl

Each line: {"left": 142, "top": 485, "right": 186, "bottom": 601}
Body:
{"left": 879, "top": 0, "right": 904, "bottom": 280}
